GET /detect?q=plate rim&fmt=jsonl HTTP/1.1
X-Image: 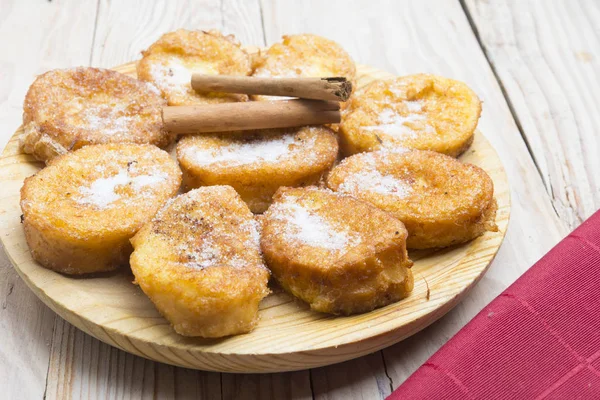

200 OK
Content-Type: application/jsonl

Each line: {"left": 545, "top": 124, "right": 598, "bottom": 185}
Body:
{"left": 0, "top": 61, "right": 511, "bottom": 372}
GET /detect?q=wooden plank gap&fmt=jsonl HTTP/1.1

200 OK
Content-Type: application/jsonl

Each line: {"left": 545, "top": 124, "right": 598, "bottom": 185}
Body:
{"left": 458, "top": 0, "right": 556, "bottom": 213}
{"left": 220, "top": 371, "right": 224, "bottom": 400}
{"left": 88, "top": 0, "right": 102, "bottom": 66}
{"left": 220, "top": 0, "right": 226, "bottom": 31}
{"left": 42, "top": 318, "right": 59, "bottom": 400}
{"left": 258, "top": 0, "right": 268, "bottom": 46}
{"left": 380, "top": 351, "right": 394, "bottom": 393}
{"left": 309, "top": 369, "right": 316, "bottom": 400}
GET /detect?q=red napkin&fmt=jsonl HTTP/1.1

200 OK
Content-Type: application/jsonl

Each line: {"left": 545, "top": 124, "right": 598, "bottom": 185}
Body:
{"left": 389, "top": 210, "right": 600, "bottom": 400}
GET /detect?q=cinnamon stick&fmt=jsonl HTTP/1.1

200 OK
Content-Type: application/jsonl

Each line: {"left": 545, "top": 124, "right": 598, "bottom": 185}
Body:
{"left": 191, "top": 74, "right": 353, "bottom": 101}
{"left": 162, "top": 99, "right": 340, "bottom": 134}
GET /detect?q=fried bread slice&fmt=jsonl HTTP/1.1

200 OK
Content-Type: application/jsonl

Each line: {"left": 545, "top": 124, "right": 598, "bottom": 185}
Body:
{"left": 261, "top": 187, "right": 413, "bottom": 315}
{"left": 20, "top": 144, "right": 182, "bottom": 274}
{"left": 176, "top": 126, "right": 339, "bottom": 213}
{"left": 339, "top": 74, "right": 481, "bottom": 156}
{"left": 130, "top": 186, "right": 270, "bottom": 337}
{"left": 21, "top": 67, "right": 172, "bottom": 162}
{"left": 327, "top": 150, "right": 498, "bottom": 249}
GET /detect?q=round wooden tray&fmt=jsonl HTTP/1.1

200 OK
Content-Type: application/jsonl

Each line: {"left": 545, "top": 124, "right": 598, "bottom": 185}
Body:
{"left": 0, "top": 61, "right": 510, "bottom": 373}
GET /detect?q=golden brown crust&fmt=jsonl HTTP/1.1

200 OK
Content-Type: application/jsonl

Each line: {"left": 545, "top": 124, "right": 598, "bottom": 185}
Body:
{"left": 176, "top": 126, "right": 339, "bottom": 213}
{"left": 137, "top": 29, "right": 252, "bottom": 105}
{"left": 20, "top": 144, "right": 182, "bottom": 274}
{"left": 339, "top": 74, "right": 481, "bottom": 157}
{"left": 251, "top": 34, "right": 356, "bottom": 101}
{"left": 130, "top": 186, "right": 270, "bottom": 337}
{"left": 261, "top": 187, "right": 413, "bottom": 315}
{"left": 326, "top": 150, "right": 498, "bottom": 249}
{"left": 21, "top": 67, "right": 172, "bottom": 162}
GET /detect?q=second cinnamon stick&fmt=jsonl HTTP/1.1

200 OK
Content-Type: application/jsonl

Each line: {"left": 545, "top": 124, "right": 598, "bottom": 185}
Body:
{"left": 162, "top": 99, "right": 340, "bottom": 134}
{"left": 191, "top": 74, "right": 353, "bottom": 101}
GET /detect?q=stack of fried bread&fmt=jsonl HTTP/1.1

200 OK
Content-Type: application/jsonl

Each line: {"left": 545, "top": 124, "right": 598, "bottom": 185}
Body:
{"left": 19, "top": 29, "right": 497, "bottom": 338}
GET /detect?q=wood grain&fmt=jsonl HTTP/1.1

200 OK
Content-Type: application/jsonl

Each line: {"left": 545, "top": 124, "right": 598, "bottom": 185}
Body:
{"left": 310, "top": 352, "right": 393, "bottom": 399}
{"left": 258, "top": 0, "right": 568, "bottom": 390}
{"left": 0, "top": 0, "right": 98, "bottom": 398}
{"left": 91, "top": 0, "right": 265, "bottom": 68}
{"left": 464, "top": 0, "right": 600, "bottom": 229}
{"left": 0, "top": 60, "right": 509, "bottom": 374}
{"left": 221, "top": 371, "right": 313, "bottom": 400}
{"left": 45, "top": 318, "right": 222, "bottom": 399}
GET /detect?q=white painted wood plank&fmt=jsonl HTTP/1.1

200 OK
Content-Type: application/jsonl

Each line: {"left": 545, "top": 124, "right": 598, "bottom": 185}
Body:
{"left": 310, "top": 353, "right": 392, "bottom": 400}
{"left": 45, "top": 319, "right": 222, "bottom": 400}
{"left": 0, "top": 0, "right": 98, "bottom": 398}
{"left": 90, "top": 0, "right": 265, "bottom": 68}
{"left": 0, "top": 0, "right": 98, "bottom": 149}
{"left": 465, "top": 0, "right": 600, "bottom": 229}
{"left": 221, "top": 371, "right": 313, "bottom": 400}
{"left": 259, "top": 0, "right": 568, "bottom": 393}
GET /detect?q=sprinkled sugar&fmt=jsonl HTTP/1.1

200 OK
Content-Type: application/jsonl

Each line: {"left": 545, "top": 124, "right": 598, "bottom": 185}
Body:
{"left": 363, "top": 108, "right": 435, "bottom": 138}
{"left": 159, "top": 188, "right": 265, "bottom": 271}
{"left": 338, "top": 153, "right": 412, "bottom": 197}
{"left": 339, "top": 169, "right": 411, "bottom": 198}
{"left": 75, "top": 101, "right": 139, "bottom": 136}
{"left": 181, "top": 237, "right": 221, "bottom": 269}
{"left": 283, "top": 203, "right": 349, "bottom": 250}
{"left": 180, "top": 239, "right": 252, "bottom": 270}
{"left": 404, "top": 100, "right": 423, "bottom": 112}
{"left": 272, "top": 195, "right": 360, "bottom": 252}
{"left": 249, "top": 218, "right": 261, "bottom": 248}
{"left": 82, "top": 112, "right": 133, "bottom": 136}
{"left": 149, "top": 60, "right": 216, "bottom": 95}
{"left": 253, "top": 43, "right": 326, "bottom": 79}
{"left": 76, "top": 169, "right": 167, "bottom": 208}
{"left": 185, "top": 216, "right": 261, "bottom": 270}
{"left": 188, "top": 134, "right": 314, "bottom": 167}
{"left": 149, "top": 61, "right": 191, "bottom": 95}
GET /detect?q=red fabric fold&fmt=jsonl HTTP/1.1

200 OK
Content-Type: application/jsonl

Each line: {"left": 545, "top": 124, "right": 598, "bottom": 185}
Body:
{"left": 389, "top": 210, "right": 600, "bottom": 400}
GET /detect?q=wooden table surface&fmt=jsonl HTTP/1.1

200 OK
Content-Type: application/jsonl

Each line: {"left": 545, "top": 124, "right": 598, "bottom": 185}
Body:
{"left": 0, "top": 0, "right": 597, "bottom": 398}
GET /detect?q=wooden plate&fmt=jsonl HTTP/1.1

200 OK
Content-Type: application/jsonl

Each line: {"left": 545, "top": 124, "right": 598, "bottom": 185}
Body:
{"left": 0, "top": 61, "right": 509, "bottom": 373}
